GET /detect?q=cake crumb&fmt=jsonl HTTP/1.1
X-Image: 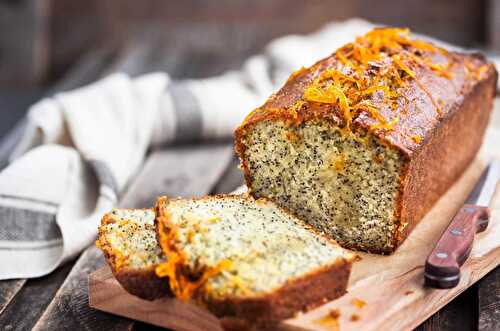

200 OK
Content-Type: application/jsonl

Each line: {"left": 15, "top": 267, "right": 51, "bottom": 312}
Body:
{"left": 329, "top": 308, "right": 341, "bottom": 319}
{"left": 351, "top": 298, "right": 366, "bottom": 308}
{"left": 283, "top": 130, "right": 300, "bottom": 143}
{"left": 333, "top": 154, "right": 347, "bottom": 172}
{"left": 350, "top": 314, "right": 361, "bottom": 322}
{"left": 373, "top": 152, "right": 385, "bottom": 164}
{"left": 316, "top": 309, "right": 340, "bottom": 330}
{"left": 206, "top": 215, "right": 221, "bottom": 224}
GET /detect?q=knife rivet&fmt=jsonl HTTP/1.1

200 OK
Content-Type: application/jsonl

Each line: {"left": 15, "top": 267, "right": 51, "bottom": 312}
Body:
{"left": 451, "top": 229, "right": 463, "bottom": 236}
{"left": 436, "top": 252, "right": 448, "bottom": 259}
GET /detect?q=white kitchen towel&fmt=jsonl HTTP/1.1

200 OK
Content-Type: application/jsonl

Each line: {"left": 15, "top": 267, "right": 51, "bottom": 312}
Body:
{"left": 0, "top": 18, "right": 496, "bottom": 279}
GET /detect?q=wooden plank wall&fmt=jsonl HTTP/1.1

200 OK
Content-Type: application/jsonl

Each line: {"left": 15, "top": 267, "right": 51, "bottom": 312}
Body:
{"left": 47, "top": 0, "right": 488, "bottom": 79}
{"left": 0, "top": 0, "right": 48, "bottom": 87}
{"left": 487, "top": 0, "right": 500, "bottom": 51}
{"left": 0, "top": 0, "right": 491, "bottom": 88}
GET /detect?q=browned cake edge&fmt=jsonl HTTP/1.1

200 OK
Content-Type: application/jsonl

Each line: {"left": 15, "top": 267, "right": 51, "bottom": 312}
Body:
{"left": 96, "top": 210, "right": 171, "bottom": 300}
{"left": 205, "top": 258, "right": 352, "bottom": 327}
{"left": 154, "top": 194, "right": 353, "bottom": 326}
{"left": 397, "top": 66, "right": 498, "bottom": 248}
{"left": 111, "top": 265, "right": 171, "bottom": 301}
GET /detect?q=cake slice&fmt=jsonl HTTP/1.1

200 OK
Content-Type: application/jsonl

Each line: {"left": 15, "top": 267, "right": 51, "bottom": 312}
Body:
{"left": 96, "top": 208, "right": 170, "bottom": 300}
{"left": 155, "top": 195, "right": 355, "bottom": 326}
{"left": 235, "top": 27, "right": 497, "bottom": 254}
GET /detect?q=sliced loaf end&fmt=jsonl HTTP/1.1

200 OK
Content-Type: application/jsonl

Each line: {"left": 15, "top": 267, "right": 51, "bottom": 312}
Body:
{"left": 96, "top": 209, "right": 170, "bottom": 300}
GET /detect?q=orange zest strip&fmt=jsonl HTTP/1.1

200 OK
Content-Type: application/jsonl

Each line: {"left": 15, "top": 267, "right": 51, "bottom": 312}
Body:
{"left": 369, "top": 115, "right": 400, "bottom": 131}
{"left": 411, "top": 135, "right": 422, "bottom": 143}
{"left": 336, "top": 49, "right": 352, "bottom": 66}
{"left": 391, "top": 54, "right": 416, "bottom": 79}
{"left": 155, "top": 196, "right": 232, "bottom": 302}
{"left": 300, "top": 27, "right": 453, "bottom": 133}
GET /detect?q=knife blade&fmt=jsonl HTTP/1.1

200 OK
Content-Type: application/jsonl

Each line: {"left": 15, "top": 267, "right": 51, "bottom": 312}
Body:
{"left": 468, "top": 161, "right": 500, "bottom": 206}
{"left": 424, "top": 161, "right": 500, "bottom": 289}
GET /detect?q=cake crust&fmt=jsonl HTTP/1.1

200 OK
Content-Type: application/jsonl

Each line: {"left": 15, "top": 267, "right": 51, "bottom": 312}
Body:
{"left": 397, "top": 72, "right": 497, "bottom": 246}
{"left": 205, "top": 258, "right": 351, "bottom": 327}
{"left": 111, "top": 265, "right": 171, "bottom": 301}
{"left": 235, "top": 29, "right": 498, "bottom": 254}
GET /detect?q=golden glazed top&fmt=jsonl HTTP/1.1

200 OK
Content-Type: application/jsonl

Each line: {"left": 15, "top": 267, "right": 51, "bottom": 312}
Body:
{"left": 238, "top": 27, "right": 495, "bottom": 153}
{"left": 303, "top": 28, "right": 453, "bottom": 131}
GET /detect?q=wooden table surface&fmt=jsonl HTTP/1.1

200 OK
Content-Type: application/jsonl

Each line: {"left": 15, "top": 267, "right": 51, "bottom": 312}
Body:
{"left": 0, "top": 37, "right": 498, "bottom": 331}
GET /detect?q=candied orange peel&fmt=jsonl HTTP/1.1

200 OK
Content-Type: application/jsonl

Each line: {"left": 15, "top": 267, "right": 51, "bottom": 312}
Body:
{"left": 155, "top": 197, "right": 232, "bottom": 302}
{"left": 302, "top": 27, "right": 454, "bottom": 131}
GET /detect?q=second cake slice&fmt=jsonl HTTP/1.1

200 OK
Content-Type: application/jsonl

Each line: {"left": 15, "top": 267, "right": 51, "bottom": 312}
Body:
{"left": 155, "top": 194, "right": 355, "bottom": 325}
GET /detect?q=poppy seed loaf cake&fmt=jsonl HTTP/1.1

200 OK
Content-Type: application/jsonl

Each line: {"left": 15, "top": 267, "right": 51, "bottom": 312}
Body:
{"left": 235, "top": 28, "right": 497, "bottom": 254}
{"left": 155, "top": 195, "right": 354, "bottom": 325}
{"left": 96, "top": 209, "right": 170, "bottom": 300}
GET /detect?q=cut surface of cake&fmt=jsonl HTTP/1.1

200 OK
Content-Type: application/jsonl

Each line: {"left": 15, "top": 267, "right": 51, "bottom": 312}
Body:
{"left": 235, "top": 27, "right": 497, "bottom": 253}
{"left": 155, "top": 195, "right": 354, "bottom": 325}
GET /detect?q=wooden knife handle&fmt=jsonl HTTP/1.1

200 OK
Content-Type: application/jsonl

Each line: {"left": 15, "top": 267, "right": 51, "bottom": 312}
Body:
{"left": 424, "top": 204, "right": 490, "bottom": 289}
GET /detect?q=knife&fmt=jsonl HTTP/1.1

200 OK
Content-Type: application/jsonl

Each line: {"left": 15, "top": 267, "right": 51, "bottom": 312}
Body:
{"left": 424, "top": 161, "right": 500, "bottom": 289}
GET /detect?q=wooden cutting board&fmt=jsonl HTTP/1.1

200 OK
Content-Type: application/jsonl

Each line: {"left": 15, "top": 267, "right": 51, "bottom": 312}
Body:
{"left": 88, "top": 159, "right": 500, "bottom": 331}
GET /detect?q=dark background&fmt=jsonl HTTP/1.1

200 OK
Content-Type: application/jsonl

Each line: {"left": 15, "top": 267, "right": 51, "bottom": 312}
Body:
{"left": 1, "top": 0, "right": 499, "bottom": 88}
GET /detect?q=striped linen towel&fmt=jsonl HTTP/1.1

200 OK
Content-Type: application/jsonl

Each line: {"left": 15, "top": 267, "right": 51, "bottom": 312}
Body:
{"left": 0, "top": 18, "right": 495, "bottom": 279}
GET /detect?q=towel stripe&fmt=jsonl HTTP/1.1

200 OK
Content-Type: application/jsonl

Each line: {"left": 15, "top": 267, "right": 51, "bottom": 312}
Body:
{"left": 169, "top": 83, "right": 203, "bottom": 142}
{"left": 88, "top": 159, "right": 119, "bottom": 200}
{"left": 0, "top": 205, "right": 60, "bottom": 241}
{"left": 0, "top": 238, "right": 62, "bottom": 250}
{"left": 0, "top": 194, "right": 58, "bottom": 209}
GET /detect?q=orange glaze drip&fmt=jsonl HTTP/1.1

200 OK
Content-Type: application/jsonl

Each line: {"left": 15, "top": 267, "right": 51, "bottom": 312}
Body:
{"left": 411, "top": 135, "right": 422, "bottom": 143}
{"left": 155, "top": 197, "right": 232, "bottom": 302}
{"left": 301, "top": 27, "right": 453, "bottom": 132}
